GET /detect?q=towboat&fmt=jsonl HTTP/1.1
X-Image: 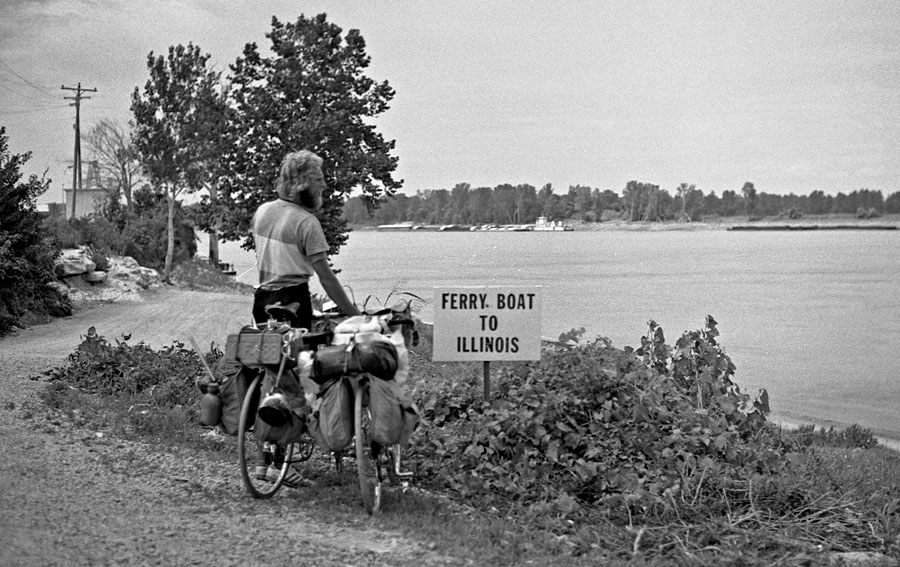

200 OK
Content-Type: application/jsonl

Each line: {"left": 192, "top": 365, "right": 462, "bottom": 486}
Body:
{"left": 533, "top": 216, "right": 573, "bottom": 231}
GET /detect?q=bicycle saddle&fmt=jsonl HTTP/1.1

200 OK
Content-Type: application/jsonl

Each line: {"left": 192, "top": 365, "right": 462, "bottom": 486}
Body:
{"left": 265, "top": 301, "right": 301, "bottom": 321}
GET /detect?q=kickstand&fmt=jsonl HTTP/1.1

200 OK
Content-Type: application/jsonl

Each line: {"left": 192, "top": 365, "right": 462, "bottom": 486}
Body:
{"left": 390, "top": 445, "right": 414, "bottom": 481}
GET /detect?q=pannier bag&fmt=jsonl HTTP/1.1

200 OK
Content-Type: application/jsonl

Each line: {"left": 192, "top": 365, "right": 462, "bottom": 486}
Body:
{"left": 216, "top": 360, "right": 258, "bottom": 435}
{"left": 311, "top": 345, "right": 350, "bottom": 385}
{"left": 224, "top": 326, "right": 286, "bottom": 367}
{"left": 311, "top": 340, "right": 399, "bottom": 384}
{"left": 254, "top": 367, "right": 307, "bottom": 445}
{"left": 329, "top": 313, "right": 414, "bottom": 384}
{"left": 352, "top": 340, "right": 399, "bottom": 380}
{"left": 368, "top": 375, "right": 419, "bottom": 446}
{"left": 310, "top": 376, "right": 354, "bottom": 453}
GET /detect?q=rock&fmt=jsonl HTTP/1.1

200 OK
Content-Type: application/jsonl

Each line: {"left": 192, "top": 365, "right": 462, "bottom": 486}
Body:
{"left": 55, "top": 250, "right": 97, "bottom": 277}
{"left": 115, "top": 256, "right": 141, "bottom": 270}
{"left": 53, "top": 252, "right": 161, "bottom": 303}
{"left": 48, "top": 281, "right": 70, "bottom": 296}
{"left": 83, "top": 271, "right": 108, "bottom": 284}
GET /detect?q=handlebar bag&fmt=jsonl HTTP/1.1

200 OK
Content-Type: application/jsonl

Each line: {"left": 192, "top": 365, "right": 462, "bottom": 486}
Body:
{"left": 224, "top": 326, "right": 285, "bottom": 367}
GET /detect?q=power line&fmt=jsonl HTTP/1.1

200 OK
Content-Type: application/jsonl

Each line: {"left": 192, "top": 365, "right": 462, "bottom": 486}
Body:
{"left": 61, "top": 82, "right": 98, "bottom": 219}
{"left": 0, "top": 59, "right": 58, "bottom": 99}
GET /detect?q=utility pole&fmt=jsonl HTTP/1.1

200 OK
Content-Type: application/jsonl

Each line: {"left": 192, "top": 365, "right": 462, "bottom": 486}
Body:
{"left": 61, "top": 82, "right": 97, "bottom": 219}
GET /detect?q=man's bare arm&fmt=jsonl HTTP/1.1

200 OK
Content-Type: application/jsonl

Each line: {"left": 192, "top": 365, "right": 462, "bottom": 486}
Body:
{"left": 311, "top": 257, "right": 360, "bottom": 316}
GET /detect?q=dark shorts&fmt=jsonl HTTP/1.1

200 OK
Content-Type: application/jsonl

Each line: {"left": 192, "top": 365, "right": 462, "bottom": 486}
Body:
{"left": 253, "top": 282, "right": 313, "bottom": 329}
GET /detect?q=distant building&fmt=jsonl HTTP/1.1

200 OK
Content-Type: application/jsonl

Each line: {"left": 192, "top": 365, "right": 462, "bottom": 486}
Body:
{"left": 61, "top": 160, "right": 109, "bottom": 219}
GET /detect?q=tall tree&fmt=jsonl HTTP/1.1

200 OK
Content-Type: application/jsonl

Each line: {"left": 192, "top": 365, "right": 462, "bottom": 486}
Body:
{"left": 131, "top": 43, "right": 224, "bottom": 280}
{"left": 676, "top": 183, "right": 698, "bottom": 222}
{"left": 449, "top": 182, "right": 471, "bottom": 224}
{"left": 515, "top": 184, "right": 540, "bottom": 223}
{"left": 491, "top": 184, "right": 517, "bottom": 223}
{"left": 567, "top": 185, "right": 593, "bottom": 221}
{"left": 741, "top": 181, "right": 758, "bottom": 218}
{"left": 467, "top": 186, "right": 493, "bottom": 224}
{"left": 219, "top": 13, "right": 401, "bottom": 253}
{"left": 0, "top": 127, "right": 71, "bottom": 334}
{"left": 84, "top": 118, "right": 142, "bottom": 214}
{"left": 537, "top": 183, "right": 559, "bottom": 219}
{"left": 720, "top": 190, "right": 739, "bottom": 216}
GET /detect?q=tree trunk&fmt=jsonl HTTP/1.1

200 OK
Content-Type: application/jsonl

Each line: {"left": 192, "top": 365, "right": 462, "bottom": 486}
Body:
{"left": 122, "top": 163, "right": 133, "bottom": 212}
{"left": 164, "top": 186, "right": 176, "bottom": 282}
{"left": 208, "top": 184, "right": 220, "bottom": 266}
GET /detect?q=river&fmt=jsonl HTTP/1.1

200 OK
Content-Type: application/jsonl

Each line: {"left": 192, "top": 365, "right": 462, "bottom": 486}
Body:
{"left": 205, "top": 228, "right": 900, "bottom": 441}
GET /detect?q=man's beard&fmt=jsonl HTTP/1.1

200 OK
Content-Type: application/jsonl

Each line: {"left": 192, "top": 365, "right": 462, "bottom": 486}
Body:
{"left": 299, "top": 191, "right": 322, "bottom": 211}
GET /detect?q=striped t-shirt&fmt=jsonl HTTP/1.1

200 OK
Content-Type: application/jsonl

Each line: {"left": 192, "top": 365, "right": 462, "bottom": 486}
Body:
{"left": 252, "top": 199, "right": 329, "bottom": 290}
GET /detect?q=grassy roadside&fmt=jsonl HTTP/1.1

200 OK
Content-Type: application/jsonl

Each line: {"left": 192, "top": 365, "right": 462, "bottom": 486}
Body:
{"left": 32, "top": 265, "right": 900, "bottom": 566}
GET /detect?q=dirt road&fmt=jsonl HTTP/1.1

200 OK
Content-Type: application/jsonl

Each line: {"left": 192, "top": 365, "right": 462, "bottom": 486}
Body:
{"left": 0, "top": 288, "right": 459, "bottom": 567}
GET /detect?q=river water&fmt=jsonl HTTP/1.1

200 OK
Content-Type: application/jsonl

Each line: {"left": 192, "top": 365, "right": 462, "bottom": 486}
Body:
{"left": 208, "top": 228, "right": 900, "bottom": 440}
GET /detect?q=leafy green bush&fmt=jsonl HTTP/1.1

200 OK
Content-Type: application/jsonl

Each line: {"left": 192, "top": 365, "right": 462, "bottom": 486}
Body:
{"left": 45, "top": 330, "right": 220, "bottom": 411}
{"left": 38, "top": 316, "right": 900, "bottom": 562}
{"left": 122, "top": 187, "right": 197, "bottom": 270}
{"left": 0, "top": 127, "right": 72, "bottom": 334}
{"left": 42, "top": 185, "right": 198, "bottom": 273}
{"left": 409, "top": 317, "right": 779, "bottom": 508}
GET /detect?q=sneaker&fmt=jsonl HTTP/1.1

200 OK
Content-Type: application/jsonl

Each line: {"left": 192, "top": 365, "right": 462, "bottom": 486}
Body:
{"left": 266, "top": 465, "right": 305, "bottom": 488}
{"left": 253, "top": 465, "right": 268, "bottom": 481}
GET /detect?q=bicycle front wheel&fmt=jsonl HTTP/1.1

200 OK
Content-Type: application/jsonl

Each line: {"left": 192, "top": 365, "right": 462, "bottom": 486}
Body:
{"left": 354, "top": 381, "right": 382, "bottom": 514}
{"left": 237, "top": 374, "right": 293, "bottom": 499}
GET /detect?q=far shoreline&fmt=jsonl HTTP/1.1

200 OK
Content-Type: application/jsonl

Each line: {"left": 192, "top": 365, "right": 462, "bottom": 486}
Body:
{"left": 771, "top": 414, "right": 900, "bottom": 453}
{"left": 350, "top": 213, "right": 900, "bottom": 233}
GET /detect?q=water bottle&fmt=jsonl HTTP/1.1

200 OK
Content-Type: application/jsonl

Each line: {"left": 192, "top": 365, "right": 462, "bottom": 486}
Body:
{"left": 200, "top": 382, "right": 222, "bottom": 426}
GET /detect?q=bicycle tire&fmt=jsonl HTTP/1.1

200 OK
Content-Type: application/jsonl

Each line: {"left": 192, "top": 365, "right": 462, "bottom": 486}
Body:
{"left": 354, "top": 379, "right": 382, "bottom": 514}
{"left": 237, "top": 374, "right": 293, "bottom": 499}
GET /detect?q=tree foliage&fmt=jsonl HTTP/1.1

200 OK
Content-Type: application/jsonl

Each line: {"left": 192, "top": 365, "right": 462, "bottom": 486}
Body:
{"left": 84, "top": 118, "right": 142, "bottom": 213}
{"left": 217, "top": 13, "right": 401, "bottom": 252}
{"left": 0, "top": 127, "right": 71, "bottom": 335}
{"left": 131, "top": 43, "right": 224, "bottom": 279}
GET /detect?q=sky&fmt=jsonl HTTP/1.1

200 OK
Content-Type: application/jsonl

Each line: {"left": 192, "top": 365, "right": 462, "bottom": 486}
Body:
{"left": 2, "top": 0, "right": 899, "bottom": 206}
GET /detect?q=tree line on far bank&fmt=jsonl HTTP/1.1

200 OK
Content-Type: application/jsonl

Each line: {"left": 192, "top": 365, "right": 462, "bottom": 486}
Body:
{"left": 344, "top": 181, "right": 900, "bottom": 226}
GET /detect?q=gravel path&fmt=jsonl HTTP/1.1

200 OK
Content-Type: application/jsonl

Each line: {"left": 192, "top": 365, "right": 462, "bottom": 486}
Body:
{"left": 0, "top": 288, "right": 460, "bottom": 567}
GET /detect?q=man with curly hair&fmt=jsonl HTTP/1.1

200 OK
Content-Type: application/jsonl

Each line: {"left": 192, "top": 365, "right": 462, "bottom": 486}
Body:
{"left": 252, "top": 149, "right": 359, "bottom": 327}
{"left": 249, "top": 149, "right": 360, "bottom": 487}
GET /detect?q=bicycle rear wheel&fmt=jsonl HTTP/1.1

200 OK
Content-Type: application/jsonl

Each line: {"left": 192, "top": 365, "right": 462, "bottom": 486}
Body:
{"left": 354, "top": 380, "right": 382, "bottom": 514}
{"left": 237, "top": 374, "right": 293, "bottom": 499}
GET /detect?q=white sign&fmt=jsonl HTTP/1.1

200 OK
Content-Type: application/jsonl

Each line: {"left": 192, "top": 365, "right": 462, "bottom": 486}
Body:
{"left": 432, "top": 286, "right": 542, "bottom": 361}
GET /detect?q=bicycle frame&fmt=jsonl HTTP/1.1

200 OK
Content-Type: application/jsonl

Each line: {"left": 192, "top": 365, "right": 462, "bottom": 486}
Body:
{"left": 237, "top": 303, "right": 416, "bottom": 513}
